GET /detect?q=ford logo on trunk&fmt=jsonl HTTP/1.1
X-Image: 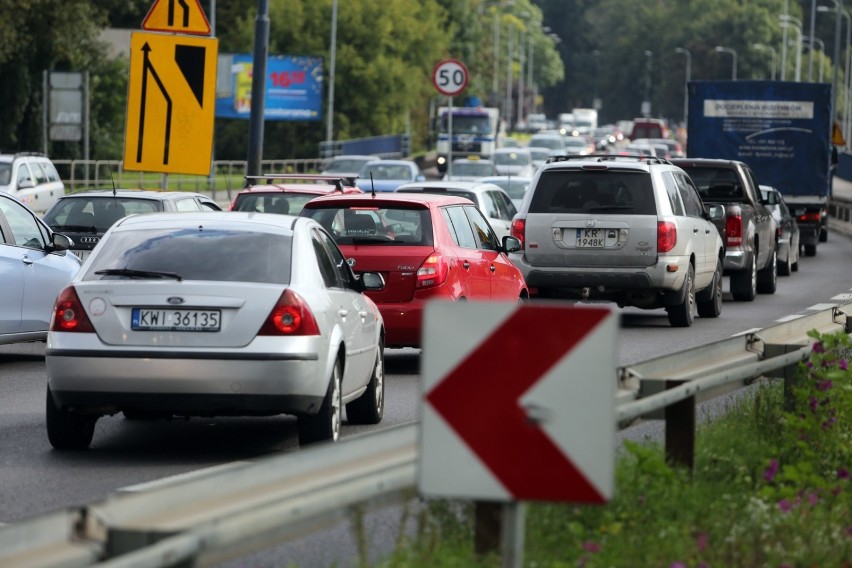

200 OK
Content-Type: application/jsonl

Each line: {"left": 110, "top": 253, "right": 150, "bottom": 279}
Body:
{"left": 167, "top": 297, "right": 185, "bottom": 305}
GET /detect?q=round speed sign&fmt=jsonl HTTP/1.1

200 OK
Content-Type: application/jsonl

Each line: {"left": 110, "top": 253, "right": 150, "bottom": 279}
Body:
{"left": 432, "top": 59, "right": 469, "bottom": 97}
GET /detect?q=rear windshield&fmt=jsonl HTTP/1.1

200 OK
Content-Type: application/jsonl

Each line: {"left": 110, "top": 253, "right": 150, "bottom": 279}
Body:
{"left": 232, "top": 192, "right": 316, "bottom": 215}
{"left": 529, "top": 169, "right": 656, "bottom": 215}
{"left": 44, "top": 197, "right": 162, "bottom": 231}
{"left": 303, "top": 205, "right": 433, "bottom": 246}
{"left": 83, "top": 228, "right": 291, "bottom": 284}
{"left": 678, "top": 166, "right": 744, "bottom": 201}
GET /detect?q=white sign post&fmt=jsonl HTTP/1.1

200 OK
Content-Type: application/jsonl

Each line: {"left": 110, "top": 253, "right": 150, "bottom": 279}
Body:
{"left": 432, "top": 59, "right": 469, "bottom": 180}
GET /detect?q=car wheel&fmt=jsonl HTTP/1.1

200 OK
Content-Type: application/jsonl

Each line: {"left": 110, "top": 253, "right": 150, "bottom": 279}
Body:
{"left": 346, "top": 339, "right": 384, "bottom": 425}
{"left": 778, "top": 245, "right": 792, "bottom": 276}
{"left": 666, "top": 265, "right": 695, "bottom": 327}
{"left": 756, "top": 248, "right": 777, "bottom": 294}
{"left": 298, "top": 359, "right": 342, "bottom": 446}
{"left": 697, "top": 259, "right": 722, "bottom": 318}
{"left": 46, "top": 386, "right": 96, "bottom": 450}
{"left": 804, "top": 243, "right": 817, "bottom": 257}
{"left": 730, "top": 252, "right": 757, "bottom": 301}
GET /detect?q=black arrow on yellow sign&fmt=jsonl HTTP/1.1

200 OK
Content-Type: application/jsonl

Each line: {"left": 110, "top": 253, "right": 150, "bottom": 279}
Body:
{"left": 137, "top": 42, "right": 173, "bottom": 165}
{"left": 168, "top": 0, "right": 190, "bottom": 28}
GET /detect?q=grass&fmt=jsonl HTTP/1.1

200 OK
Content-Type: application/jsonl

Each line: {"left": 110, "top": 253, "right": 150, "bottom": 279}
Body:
{"left": 378, "top": 331, "right": 852, "bottom": 567}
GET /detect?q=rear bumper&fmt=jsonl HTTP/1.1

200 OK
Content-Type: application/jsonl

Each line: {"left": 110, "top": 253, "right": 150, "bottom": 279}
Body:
{"left": 723, "top": 248, "right": 747, "bottom": 273}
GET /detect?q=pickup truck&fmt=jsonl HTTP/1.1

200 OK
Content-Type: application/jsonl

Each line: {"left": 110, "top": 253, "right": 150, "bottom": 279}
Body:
{"left": 672, "top": 158, "right": 777, "bottom": 301}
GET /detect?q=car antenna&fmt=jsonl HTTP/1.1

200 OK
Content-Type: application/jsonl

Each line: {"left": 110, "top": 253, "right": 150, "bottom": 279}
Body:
{"left": 370, "top": 172, "right": 376, "bottom": 197}
{"left": 108, "top": 161, "right": 117, "bottom": 198}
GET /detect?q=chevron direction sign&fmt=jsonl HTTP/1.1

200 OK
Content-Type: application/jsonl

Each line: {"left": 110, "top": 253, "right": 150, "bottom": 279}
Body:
{"left": 418, "top": 301, "right": 617, "bottom": 503}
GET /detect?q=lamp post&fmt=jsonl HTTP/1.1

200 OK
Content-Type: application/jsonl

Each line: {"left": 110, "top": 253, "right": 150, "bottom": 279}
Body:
{"left": 809, "top": 0, "right": 817, "bottom": 80}
{"left": 528, "top": 31, "right": 536, "bottom": 114}
{"left": 780, "top": 14, "right": 804, "bottom": 81}
{"left": 505, "top": 24, "right": 513, "bottom": 131}
{"left": 752, "top": 43, "right": 777, "bottom": 80}
{"left": 324, "top": 0, "right": 338, "bottom": 153}
{"left": 818, "top": 2, "right": 851, "bottom": 147}
{"left": 714, "top": 46, "right": 738, "bottom": 80}
{"left": 517, "top": 12, "right": 531, "bottom": 131}
{"left": 643, "top": 50, "right": 653, "bottom": 118}
{"left": 593, "top": 49, "right": 601, "bottom": 110}
{"left": 804, "top": 36, "right": 826, "bottom": 81}
{"left": 674, "top": 47, "right": 691, "bottom": 127}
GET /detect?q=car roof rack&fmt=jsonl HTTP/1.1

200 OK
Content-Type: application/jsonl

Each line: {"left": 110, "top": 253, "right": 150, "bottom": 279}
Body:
{"left": 13, "top": 151, "right": 47, "bottom": 157}
{"left": 545, "top": 153, "right": 672, "bottom": 166}
{"left": 244, "top": 173, "right": 358, "bottom": 191}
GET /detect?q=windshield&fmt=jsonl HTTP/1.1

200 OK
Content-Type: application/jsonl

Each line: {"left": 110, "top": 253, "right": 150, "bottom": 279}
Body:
{"left": 530, "top": 137, "right": 564, "bottom": 150}
{"left": 324, "top": 158, "right": 371, "bottom": 173}
{"left": 488, "top": 180, "right": 528, "bottom": 200}
{"left": 440, "top": 114, "right": 492, "bottom": 135}
{"left": 233, "top": 192, "right": 317, "bottom": 214}
{"left": 43, "top": 197, "right": 162, "bottom": 232}
{"left": 452, "top": 163, "right": 493, "bottom": 177}
{"left": 84, "top": 228, "right": 292, "bottom": 283}
{"left": 359, "top": 163, "right": 413, "bottom": 181}
{"left": 0, "top": 163, "right": 11, "bottom": 186}
{"left": 493, "top": 152, "right": 530, "bottom": 166}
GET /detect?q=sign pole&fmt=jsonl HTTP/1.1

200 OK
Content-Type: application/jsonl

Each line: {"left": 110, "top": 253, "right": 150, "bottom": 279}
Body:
{"left": 447, "top": 95, "right": 453, "bottom": 180}
{"left": 501, "top": 502, "right": 525, "bottom": 568}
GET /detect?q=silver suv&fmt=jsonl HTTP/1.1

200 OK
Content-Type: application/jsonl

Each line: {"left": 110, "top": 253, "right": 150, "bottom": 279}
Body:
{"left": 509, "top": 155, "right": 725, "bottom": 327}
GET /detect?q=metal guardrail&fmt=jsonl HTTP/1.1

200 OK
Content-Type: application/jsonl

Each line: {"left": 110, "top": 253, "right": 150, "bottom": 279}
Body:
{"left": 2, "top": 304, "right": 850, "bottom": 567}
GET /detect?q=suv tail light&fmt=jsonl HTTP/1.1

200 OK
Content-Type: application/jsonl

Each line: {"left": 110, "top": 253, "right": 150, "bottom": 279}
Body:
{"left": 416, "top": 254, "right": 449, "bottom": 289}
{"left": 258, "top": 289, "right": 320, "bottom": 336}
{"left": 511, "top": 218, "right": 526, "bottom": 248}
{"left": 51, "top": 287, "right": 95, "bottom": 333}
{"left": 657, "top": 221, "right": 677, "bottom": 253}
{"left": 725, "top": 213, "right": 743, "bottom": 247}
{"left": 797, "top": 211, "right": 821, "bottom": 223}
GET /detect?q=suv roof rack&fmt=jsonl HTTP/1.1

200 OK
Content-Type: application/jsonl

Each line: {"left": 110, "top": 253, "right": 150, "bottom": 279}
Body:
{"left": 545, "top": 153, "right": 672, "bottom": 166}
{"left": 13, "top": 151, "right": 47, "bottom": 157}
{"left": 244, "top": 173, "right": 358, "bottom": 190}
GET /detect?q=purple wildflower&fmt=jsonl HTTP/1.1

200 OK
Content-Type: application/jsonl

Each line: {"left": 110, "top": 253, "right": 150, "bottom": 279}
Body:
{"left": 838, "top": 468, "right": 850, "bottom": 480}
{"left": 816, "top": 380, "right": 833, "bottom": 391}
{"left": 809, "top": 396, "right": 819, "bottom": 412}
{"left": 696, "top": 532, "right": 709, "bottom": 551}
{"left": 763, "top": 459, "right": 779, "bottom": 483}
{"left": 807, "top": 492, "right": 819, "bottom": 506}
{"left": 669, "top": 563, "right": 687, "bottom": 568}
{"left": 582, "top": 541, "right": 600, "bottom": 553}
{"left": 778, "top": 499, "right": 794, "bottom": 512}
{"left": 813, "top": 341, "right": 825, "bottom": 353}
{"left": 840, "top": 359, "right": 848, "bottom": 370}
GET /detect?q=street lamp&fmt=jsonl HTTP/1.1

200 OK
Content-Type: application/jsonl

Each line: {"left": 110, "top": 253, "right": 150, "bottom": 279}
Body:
{"left": 593, "top": 50, "right": 601, "bottom": 109}
{"left": 674, "top": 47, "right": 691, "bottom": 126}
{"left": 517, "top": 12, "right": 531, "bottom": 131}
{"left": 752, "top": 43, "right": 777, "bottom": 80}
{"left": 780, "top": 14, "right": 804, "bottom": 81}
{"left": 803, "top": 36, "right": 826, "bottom": 81}
{"left": 818, "top": 2, "right": 851, "bottom": 148}
{"left": 325, "top": 0, "right": 338, "bottom": 151}
{"left": 643, "top": 50, "right": 653, "bottom": 118}
{"left": 714, "top": 46, "right": 738, "bottom": 80}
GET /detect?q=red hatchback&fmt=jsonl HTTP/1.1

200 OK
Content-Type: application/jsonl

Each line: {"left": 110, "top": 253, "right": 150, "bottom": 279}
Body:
{"left": 229, "top": 174, "right": 362, "bottom": 214}
{"left": 302, "top": 193, "right": 528, "bottom": 348}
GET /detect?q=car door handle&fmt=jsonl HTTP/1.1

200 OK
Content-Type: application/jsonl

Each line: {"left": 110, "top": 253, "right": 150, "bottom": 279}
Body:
{"left": 338, "top": 309, "right": 349, "bottom": 318}
{"left": 358, "top": 310, "right": 369, "bottom": 320}
{"left": 693, "top": 227, "right": 699, "bottom": 233}
{"left": 21, "top": 255, "right": 33, "bottom": 266}
{"left": 463, "top": 261, "right": 470, "bottom": 269}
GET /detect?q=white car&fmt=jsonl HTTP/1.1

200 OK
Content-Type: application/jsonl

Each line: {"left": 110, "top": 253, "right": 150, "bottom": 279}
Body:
{"left": 0, "top": 152, "right": 65, "bottom": 213}
{"left": 395, "top": 180, "right": 517, "bottom": 239}
{"left": 45, "top": 212, "right": 386, "bottom": 449}
{"left": 491, "top": 148, "right": 536, "bottom": 178}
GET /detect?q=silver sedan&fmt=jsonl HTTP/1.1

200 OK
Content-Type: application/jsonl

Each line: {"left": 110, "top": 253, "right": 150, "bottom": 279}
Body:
{"left": 45, "top": 212, "right": 386, "bottom": 449}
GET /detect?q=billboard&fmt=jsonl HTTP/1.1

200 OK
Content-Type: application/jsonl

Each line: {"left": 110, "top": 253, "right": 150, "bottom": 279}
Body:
{"left": 215, "top": 54, "right": 323, "bottom": 121}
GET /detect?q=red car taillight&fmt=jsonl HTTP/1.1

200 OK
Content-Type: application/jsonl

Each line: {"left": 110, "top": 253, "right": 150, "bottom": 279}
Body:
{"left": 797, "top": 211, "right": 821, "bottom": 223}
{"left": 725, "top": 213, "right": 743, "bottom": 247}
{"left": 657, "top": 221, "right": 677, "bottom": 253}
{"left": 511, "top": 218, "right": 526, "bottom": 248}
{"left": 258, "top": 289, "right": 320, "bottom": 336}
{"left": 50, "top": 287, "right": 95, "bottom": 333}
{"left": 416, "top": 254, "right": 449, "bottom": 289}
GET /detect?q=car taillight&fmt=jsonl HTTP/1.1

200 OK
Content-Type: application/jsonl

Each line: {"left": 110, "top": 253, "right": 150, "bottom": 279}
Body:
{"left": 416, "top": 254, "right": 449, "bottom": 289}
{"left": 511, "top": 217, "right": 526, "bottom": 248}
{"left": 258, "top": 289, "right": 320, "bottom": 336}
{"left": 725, "top": 213, "right": 743, "bottom": 247}
{"left": 657, "top": 221, "right": 677, "bottom": 253}
{"left": 797, "top": 211, "right": 821, "bottom": 223}
{"left": 51, "top": 287, "right": 95, "bottom": 333}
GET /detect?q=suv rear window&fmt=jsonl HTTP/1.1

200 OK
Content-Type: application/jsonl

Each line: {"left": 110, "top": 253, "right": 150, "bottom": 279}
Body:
{"left": 44, "top": 197, "right": 162, "bottom": 231}
{"left": 303, "top": 205, "right": 433, "bottom": 246}
{"left": 528, "top": 169, "right": 656, "bottom": 215}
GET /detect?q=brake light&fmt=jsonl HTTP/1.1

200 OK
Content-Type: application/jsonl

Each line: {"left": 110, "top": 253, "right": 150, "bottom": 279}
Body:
{"left": 258, "top": 289, "right": 320, "bottom": 335}
{"left": 511, "top": 218, "right": 526, "bottom": 248}
{"left": 657, "top": 221, "right": 677, "bottom": 253}
{"left": 50, "top": 287, "right": 95, "bottom": 333}
{"left": 797, "top": 211, "right": 821, "bottom": 223}
{"left": 416, "top": 254, "right": 449, "bottom": 289}
{"left": 725, "top": 213, "right": 743, "bottom": 247}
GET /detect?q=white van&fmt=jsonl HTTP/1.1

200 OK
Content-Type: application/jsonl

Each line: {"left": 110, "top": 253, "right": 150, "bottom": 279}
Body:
{"left": 0, "top": 153, "right": 65, "bottom": 213}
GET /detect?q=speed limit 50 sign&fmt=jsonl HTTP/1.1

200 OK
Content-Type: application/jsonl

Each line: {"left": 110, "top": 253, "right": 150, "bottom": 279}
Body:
{"left": 432, "top": 59, "right": 469, "bottom": 97}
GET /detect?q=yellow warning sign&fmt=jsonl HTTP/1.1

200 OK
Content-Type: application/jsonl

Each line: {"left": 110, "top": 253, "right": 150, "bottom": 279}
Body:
{"left": 142, "top": 0, "right": 211, "bottom": 35}
{"left": 833, "top": 121, "right": 846, "bottom": 146}
{"left": 123, "top": 32, "right": 218, "bottom": 175}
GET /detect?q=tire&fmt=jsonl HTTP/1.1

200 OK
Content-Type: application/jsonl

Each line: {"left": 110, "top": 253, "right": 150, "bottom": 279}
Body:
{"left": 298, "top": 359, "right": 342, "bottom": 446}
{"left": 804, "top": 243, "right": 817, "bottom": 257}
{"left": 46, "top": 386, "right": 96, "bottom": 450}
{"left": 697, "top": 259, "right": 723, "bottom": 319}
{"left": 730, "top": 252, "right": 757, "bottom": 301}
{"left": 778, "top": 245, "right": 792, "bottom": 276}
{"left": 346, "top": 340, "right": 384, "bottom": 425}
{"left": 756, "top": 248, "right": 777, "bottom": 294}
{"left": 666, "top": 265, "right": 695, "bottom": 327}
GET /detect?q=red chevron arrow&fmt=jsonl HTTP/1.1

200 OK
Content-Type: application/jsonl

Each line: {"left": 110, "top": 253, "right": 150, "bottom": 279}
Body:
{"left": 426, "top": 304, "right": 610, "bottom": 503}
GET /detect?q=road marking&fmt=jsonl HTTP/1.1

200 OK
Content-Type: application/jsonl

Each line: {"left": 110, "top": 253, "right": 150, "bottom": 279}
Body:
{"left": 118, "top": 461, "right": 251, "bottom": 493}
{"left": 807, "top": 303, "right": 838, "bottom": 311}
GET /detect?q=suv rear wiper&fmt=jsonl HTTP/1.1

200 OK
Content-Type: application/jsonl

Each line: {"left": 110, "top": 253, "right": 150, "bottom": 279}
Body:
{"left": 94, "top": 268, "right": 183, "bottom": 281}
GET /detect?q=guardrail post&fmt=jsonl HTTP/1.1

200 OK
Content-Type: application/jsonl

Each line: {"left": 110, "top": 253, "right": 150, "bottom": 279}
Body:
{"left": 474, "top": 501, "right": 501, "bottom": 557}
{"left": 763, "top": 343, "right": 801, "bottom": 411}
{"left": 664, "top": 380, "right": 695, "bottom": 471}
